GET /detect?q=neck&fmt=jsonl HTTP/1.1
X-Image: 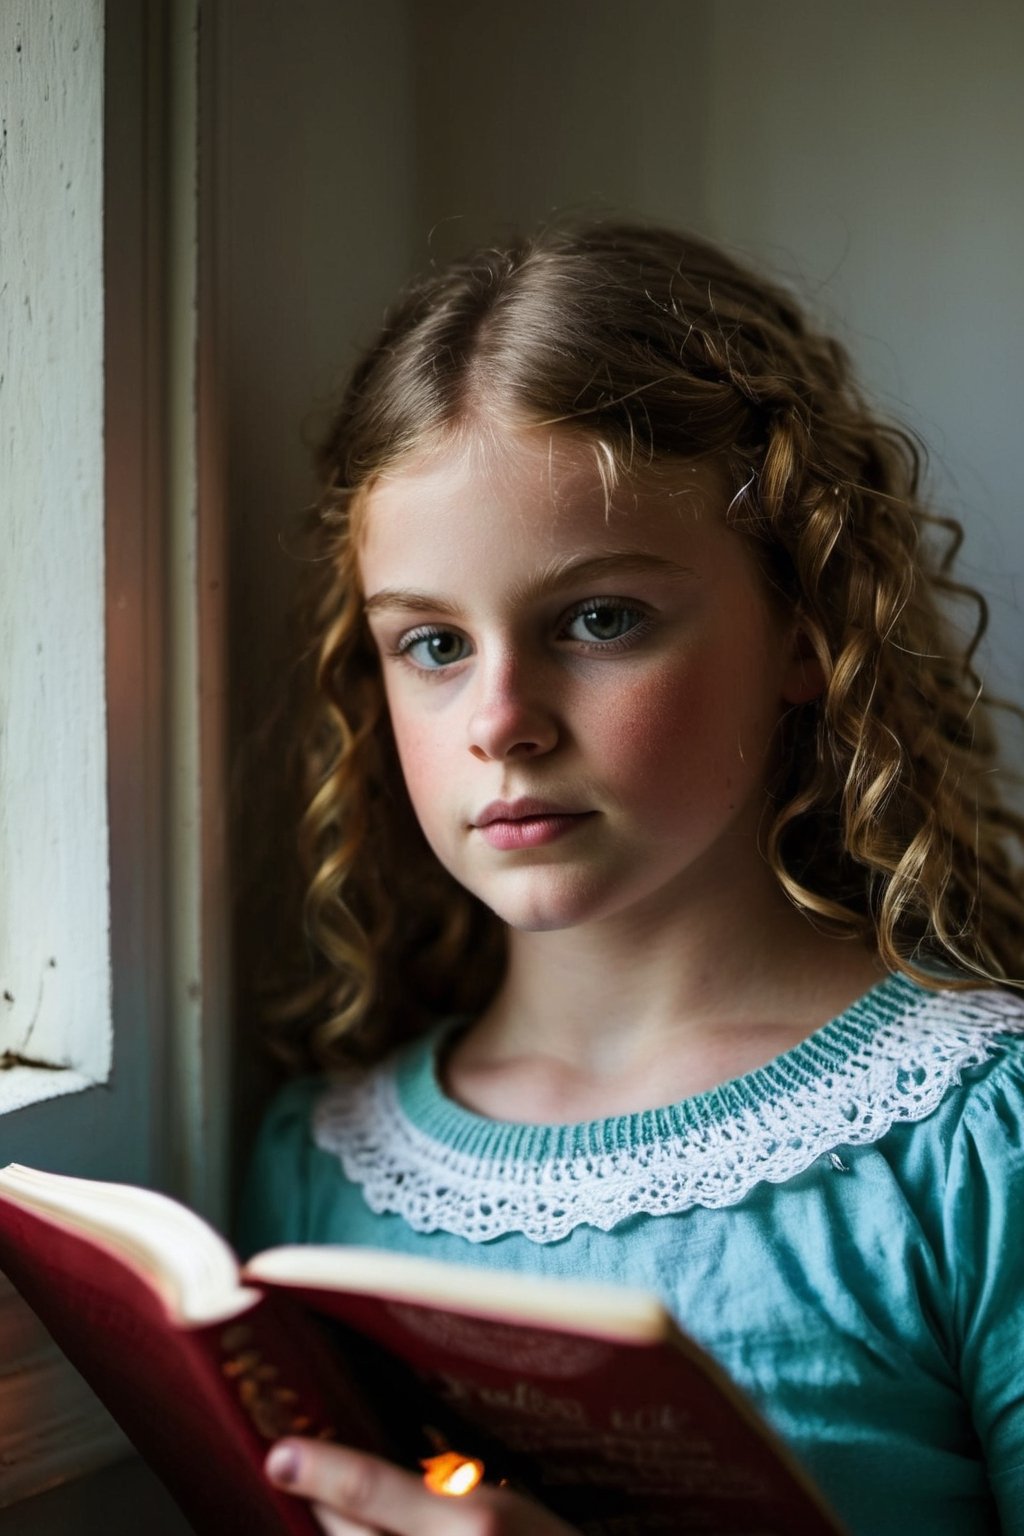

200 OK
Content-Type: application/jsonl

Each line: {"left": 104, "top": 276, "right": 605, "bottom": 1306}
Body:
{"left": 446, "top": 863, "right": 884, "bottom": 1120}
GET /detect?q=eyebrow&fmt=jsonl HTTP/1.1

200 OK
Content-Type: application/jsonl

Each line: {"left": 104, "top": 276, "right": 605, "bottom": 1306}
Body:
{"left": 363, "top": 551, "right": 696, "bottom": 618}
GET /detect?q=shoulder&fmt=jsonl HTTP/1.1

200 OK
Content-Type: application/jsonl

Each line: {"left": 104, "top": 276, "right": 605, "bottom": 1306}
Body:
{"left": 812, "top": 979, "right": 1024, "bottom": 1210}
{"left": 905, "top": 991, "right": 1024, "bottom": 1363}
{"left": 899, "top": 982, "right": 1024, "bottom": 1106}
{"left": 939, "top": 987, "right": 1024, "bottom": 1152}
{"left": 254, "top": 1073, "right": 333, "bottom": 1141}
{"left": 872, "top": 976, "right": 1024, "bottom": 1075}
{"left": 236, "top": 1073, "right": 339, "bottom": 1255}
{"left": 885, "top": 980, "right": 1024, "bottom": 1127}
{"left": 818, "top": 976, "right": 1024, "bottom": 1147}
{"left": 873, "top": 984, "right": 1024, "bottom": 1221}
{"left": 897, "top": 979, "right": 1024, "bottom": 1033}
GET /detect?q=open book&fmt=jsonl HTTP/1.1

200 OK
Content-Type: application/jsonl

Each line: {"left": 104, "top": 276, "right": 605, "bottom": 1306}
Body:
{"left": 0, "top": 1163, "right": 846, "bottom": 1536}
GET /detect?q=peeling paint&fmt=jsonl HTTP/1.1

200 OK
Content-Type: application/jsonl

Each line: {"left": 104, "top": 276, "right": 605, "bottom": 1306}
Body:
{"left": 0, "top": 0, "right": 110, "bottom": 1111}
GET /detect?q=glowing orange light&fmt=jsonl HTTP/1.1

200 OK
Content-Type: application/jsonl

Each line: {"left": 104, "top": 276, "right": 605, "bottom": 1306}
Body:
{"left": 420, "top": 1451, "right": 486, "bottom": 1496}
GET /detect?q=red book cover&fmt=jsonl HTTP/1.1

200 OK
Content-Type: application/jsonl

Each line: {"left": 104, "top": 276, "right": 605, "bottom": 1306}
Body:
{"left": 0, "top": 1192, "right": 382, "bottom": 1536}
{"left": 253, "top": 1259, "right": 847, "bottom": 1536}
{"left": 0, "top": 1167, "right": 848, "bottom": 1536}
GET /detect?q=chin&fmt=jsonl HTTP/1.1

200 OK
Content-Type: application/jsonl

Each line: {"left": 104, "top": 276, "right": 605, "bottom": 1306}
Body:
{"left": 500, "top": 909, "right": 585, "bottom": 934}
{"left": 475, "top": 873, "right": 617, "bottom": 933}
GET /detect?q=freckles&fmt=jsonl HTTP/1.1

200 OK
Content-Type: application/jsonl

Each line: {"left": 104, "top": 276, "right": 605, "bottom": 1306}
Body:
{"left": 598, "top": 672, "right": 710, "bottom": 788}
{"left": 592, "top": 658, "right": 762, "bottom": 812}
{"left": 398, "top": 753, "right": 431, "bottom": 808}
{"left": 389, "top": 718, "right": 443, "bottom": 809}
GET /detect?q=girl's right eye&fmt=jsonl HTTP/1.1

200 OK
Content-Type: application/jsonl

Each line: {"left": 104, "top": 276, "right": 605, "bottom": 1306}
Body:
{"left": 396, "top": 627, "right": 471, "bottom": 670}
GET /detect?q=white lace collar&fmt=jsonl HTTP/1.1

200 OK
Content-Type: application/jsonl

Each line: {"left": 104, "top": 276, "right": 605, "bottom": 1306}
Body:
{"left": 311, "top": 977, "right": 1023, "bottom": 1244}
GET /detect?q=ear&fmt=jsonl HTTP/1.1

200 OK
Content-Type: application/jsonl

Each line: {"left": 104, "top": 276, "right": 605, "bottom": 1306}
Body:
{"left": 781, "top": 623, "right": 826, "bottom": 705}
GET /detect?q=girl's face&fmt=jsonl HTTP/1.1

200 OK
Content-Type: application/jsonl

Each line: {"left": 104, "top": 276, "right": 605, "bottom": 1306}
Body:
{"left": 359, "top": 428, "right": 815, "bottom": 935}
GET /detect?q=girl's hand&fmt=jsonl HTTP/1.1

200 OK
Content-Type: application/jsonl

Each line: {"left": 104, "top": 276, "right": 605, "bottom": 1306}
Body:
{"left": 265, "top": 1437, "right": 579, "bottom": 1536}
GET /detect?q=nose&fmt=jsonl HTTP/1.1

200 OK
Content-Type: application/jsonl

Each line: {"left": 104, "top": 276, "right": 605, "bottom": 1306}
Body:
{"left": 467, "top": 652, "right": 559, "bottom": 762}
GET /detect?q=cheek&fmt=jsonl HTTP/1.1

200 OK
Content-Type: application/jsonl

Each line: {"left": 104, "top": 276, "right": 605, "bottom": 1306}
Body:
{"left": 386, "top": 701, "right": 450, "bottom": 819}
{"left": 600, "top": 661, "right": 714, "bottom": 757}
{"left": 593, "top": 649, "right": 777, "bottom": 806}
{"left": 593, "top": 676, "right": 688, "bottom": 795}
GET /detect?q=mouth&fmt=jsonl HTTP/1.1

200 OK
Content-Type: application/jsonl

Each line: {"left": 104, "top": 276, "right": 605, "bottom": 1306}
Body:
{"left": 472, "top": 800, "right": 596, "bottom": 851}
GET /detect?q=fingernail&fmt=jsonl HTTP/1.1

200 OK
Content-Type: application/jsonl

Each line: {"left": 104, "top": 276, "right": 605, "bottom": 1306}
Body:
{"left": 266, "top": 1443, "right": 300, "bottom": 1485}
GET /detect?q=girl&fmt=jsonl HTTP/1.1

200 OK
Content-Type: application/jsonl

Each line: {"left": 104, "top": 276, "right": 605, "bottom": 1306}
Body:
{"left": 242, "top": 221, "right": 1024, "bottom": 1536}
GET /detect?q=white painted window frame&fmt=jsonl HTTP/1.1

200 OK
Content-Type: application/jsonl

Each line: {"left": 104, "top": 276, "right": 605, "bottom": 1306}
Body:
{"left": 0, "top": 0, "right": 229, "bottom": 1511}
{"left": 0, "top": 0, "right": 111, "bottom": 1116}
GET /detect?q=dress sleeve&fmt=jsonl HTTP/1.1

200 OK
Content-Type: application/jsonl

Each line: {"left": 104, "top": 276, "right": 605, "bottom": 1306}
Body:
{"left": 234, "top": 1076, "right": 326, "bottom": 1258}
{"left": 945, "top": 1040, "right": 1024, "bottom": 1533}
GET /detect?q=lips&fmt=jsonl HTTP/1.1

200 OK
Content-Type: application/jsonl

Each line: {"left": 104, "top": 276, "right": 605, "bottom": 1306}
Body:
{"left": 474, "top": 798, "right": 585, "bottom": 827}
{"left": 473, "top": 799, "right": 596, "bottom": 851}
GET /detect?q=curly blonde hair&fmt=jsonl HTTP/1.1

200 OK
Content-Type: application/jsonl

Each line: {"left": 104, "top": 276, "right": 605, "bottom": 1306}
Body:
{"left": 270, "top": 220, "right": 1023, "bottom": 1067}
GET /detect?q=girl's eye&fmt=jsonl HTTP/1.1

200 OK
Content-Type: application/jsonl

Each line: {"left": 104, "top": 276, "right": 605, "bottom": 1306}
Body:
{"left": 563, "top": 602, "right": 646, "bottom": 645}
{"left": 397, "top": 627, "right": 470, "bottom": 669}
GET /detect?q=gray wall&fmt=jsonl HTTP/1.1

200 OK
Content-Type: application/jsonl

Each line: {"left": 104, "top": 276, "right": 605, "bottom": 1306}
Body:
{"left": 216, "top": 0, "right": 415, "bottom": 746}
{"left": 410, "top": 0, "right": 709, "bottom": 255}
{"left": 703, "top": 0, "right": 1024, "bottom": 708}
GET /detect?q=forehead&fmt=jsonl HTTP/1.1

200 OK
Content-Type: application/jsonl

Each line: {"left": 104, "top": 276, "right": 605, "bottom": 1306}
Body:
{"left": 357, "top": 428, "right": 724, "bottom": 585}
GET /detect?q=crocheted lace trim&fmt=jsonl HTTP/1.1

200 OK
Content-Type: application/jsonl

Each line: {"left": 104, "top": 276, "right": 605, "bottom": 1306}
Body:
{"left": 312, "top": 986, "right": 1023, "bottom": 1244}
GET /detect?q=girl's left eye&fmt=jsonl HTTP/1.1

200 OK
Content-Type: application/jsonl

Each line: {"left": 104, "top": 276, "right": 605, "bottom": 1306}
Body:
{"left": 562, "top": 602, "right": 647, "bottom": 645}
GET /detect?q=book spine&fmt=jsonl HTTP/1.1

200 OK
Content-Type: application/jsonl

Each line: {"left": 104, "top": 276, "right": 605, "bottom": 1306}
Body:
{"left": 215, "top": 1288, "right": 392, "bottom": 1449}
{"left": 0, "top": 1202, "right": 356, "bottom": 1536}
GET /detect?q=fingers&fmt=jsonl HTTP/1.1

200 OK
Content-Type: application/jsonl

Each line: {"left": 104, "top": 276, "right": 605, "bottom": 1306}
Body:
{"left": 310, "top": 1502, "right": 377, "bottom": 1536}
{"left": 265, "top": 1439, "right": 477, "bottom": 1535}
{"left": 265, "top": 1437, "right": 579, "bottom": 1536}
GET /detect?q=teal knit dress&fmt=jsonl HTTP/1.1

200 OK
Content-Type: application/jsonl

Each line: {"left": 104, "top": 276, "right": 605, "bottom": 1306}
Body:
{"left": 239, "top": 974, "right": 1024, "bottom": 1535}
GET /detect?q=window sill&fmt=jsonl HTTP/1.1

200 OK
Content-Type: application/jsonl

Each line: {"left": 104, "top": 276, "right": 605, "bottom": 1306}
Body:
{"left": 0, "top": 1276, "right": 128, "bottom": 1508}
{"left": 0, "top": 1068, "right": 99, "bottom": 1119}
{"left": 0, "top": 1453, "right": 193, "bottom": 1533}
